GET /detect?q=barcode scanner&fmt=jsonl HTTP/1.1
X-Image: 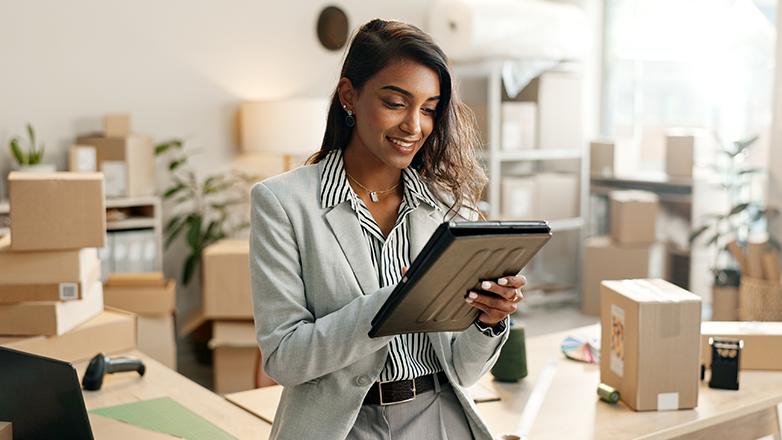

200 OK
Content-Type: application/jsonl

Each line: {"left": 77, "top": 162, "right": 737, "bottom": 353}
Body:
{"left": 82, "top": 353, "right": 146, "bottom": 391}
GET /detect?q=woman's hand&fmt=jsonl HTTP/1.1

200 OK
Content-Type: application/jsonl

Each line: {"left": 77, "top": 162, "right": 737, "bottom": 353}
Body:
{"left": 465, "top": 275, "right": 526, "bottom": 326}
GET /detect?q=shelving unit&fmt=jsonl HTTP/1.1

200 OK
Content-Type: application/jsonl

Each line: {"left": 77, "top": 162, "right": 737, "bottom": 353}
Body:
{"left": 455, "top": 60, "right": 589, "bottom": 296}
{"left": 105, "top": 195, "right": 164, "bottom": 272}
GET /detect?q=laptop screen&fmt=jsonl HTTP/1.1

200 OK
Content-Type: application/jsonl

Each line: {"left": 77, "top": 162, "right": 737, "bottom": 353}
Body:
{"left": 0, "top": 346, "right": 94, "bottom": 440}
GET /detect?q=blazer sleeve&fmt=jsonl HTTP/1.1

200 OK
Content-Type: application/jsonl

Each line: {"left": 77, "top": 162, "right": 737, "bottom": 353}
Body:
{"left": 249, "top": 182, "right": 393, "bottom": 387}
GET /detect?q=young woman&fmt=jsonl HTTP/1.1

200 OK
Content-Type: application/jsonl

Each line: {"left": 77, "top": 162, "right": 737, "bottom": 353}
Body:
{"left": 250, "top": 19, "right": 526, "bottom": 440}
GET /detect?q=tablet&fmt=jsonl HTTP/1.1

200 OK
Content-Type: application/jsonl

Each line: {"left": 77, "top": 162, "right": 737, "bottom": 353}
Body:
{"left": 369, "top": 220, "right": 551, "bottom": 338}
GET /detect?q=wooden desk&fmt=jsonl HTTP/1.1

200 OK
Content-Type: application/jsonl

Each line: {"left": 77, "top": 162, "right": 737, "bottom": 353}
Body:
{"left": 477, "top": 325, "right": 782, "bottom": 440}
{"left": 225, "top": 325, "right": 782, "bottom": 440}
{"left": 75, "top": 350, "right": 272, "bottom": 439}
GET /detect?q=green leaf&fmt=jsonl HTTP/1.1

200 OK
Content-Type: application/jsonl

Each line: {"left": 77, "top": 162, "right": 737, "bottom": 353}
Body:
{"left": 26, "top": 123, "right": 35, "bottom": 151}
{"left": 155, "top": 143, "right": 170, "bottom": 155}
{"left": 182, "top": 253, "right": 200, "bottom": 286}
{"left": 169, "top": 160, "right": 182, "bottom": 170}
{"left": 9, "top": 138, "right": 25, "bottom": 164}
{"left": 728, "top": 203, "right": 749, "bottom": 216}
{"left": 164, "top": 219, "right": 188, "bottom": 249}
{"left": 164, "top": 184, "right": 185, "bottom": 199}
{"left": 186, "top": 216, "right": 203, "bottom": 249}
{"left": 689, "top": 224, "right": 710, "bottom": 243}
{"left": 164, "top": 215, "right": 183, "bottom": 233}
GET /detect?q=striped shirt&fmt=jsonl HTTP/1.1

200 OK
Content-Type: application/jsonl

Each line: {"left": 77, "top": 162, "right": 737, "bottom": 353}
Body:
{"left": 319, "top": 149, "right": 442, "bottom": 381}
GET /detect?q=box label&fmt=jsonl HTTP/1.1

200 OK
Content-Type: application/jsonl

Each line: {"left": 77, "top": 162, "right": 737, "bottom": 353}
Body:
{"left": 59, "top": 283, "right": 79, "bottom": 300}
{"left": 657, "top": 392, "right": 679, "bottom": 411}
{"left": 610, "top": 304, "right": 625, "bottom": 378}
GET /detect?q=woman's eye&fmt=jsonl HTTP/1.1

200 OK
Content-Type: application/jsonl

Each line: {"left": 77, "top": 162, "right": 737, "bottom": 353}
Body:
{"left": 422, "top": 107, "right": 436, "bottom": 116}
{"left": 385, "top": 101, "right": 404, "bottom": 108}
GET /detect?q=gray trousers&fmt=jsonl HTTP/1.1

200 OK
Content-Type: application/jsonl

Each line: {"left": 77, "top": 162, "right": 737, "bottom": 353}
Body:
{"left": 347, "top": 380, "right": 476, "bottom": 440}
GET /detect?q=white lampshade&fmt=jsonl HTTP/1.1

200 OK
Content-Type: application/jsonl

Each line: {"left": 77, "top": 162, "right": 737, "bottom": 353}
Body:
{"left": 240, "top": 99, "right": 329, "bottom": 156}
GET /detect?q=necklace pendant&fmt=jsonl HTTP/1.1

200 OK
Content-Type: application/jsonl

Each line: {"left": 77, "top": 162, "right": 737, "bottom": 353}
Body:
{"left": 370, "top": 192, "right": 379, "bottom": 202}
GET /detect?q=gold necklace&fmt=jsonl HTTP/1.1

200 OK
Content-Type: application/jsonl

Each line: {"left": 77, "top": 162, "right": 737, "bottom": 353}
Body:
{"left": 345, "top": 171, "right": 402, "bottom": 203}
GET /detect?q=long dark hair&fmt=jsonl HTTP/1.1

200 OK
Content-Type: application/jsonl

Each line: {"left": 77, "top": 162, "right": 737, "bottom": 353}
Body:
{"left": 307, "top": 18, "right": 486, "bottom": 219}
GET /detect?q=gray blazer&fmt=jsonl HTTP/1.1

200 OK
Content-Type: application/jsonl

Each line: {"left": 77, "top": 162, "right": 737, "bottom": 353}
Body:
{"left": 250, "top": 160, "right": 507, "bottom": 440}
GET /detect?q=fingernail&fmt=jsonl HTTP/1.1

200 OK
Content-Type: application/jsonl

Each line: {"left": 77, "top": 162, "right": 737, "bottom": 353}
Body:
{"left": 481, "top": 281, "right": 491, "bottom": 290}
{"left": 497, "top": 278, "right": 508, "bottom": 286}
{"left": 468, "top": 292, "right": 478, "bottom": 299}
{"left": 465, "top": 297, "right": 473, "bottom": 304}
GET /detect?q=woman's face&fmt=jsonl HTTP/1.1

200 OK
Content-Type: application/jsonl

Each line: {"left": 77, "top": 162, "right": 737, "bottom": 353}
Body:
{"left": 344, "top": 59, "right": 441, "bottom": 172}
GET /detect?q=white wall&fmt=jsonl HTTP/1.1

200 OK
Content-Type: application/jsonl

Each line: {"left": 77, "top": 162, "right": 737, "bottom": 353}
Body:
{"left": 0, "top": 0, "right": 603, "bottom": 320}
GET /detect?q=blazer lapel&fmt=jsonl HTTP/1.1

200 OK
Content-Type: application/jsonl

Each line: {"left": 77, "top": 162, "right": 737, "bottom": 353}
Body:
{"left": 325, "top": 202, "right": 380, "bottom": 295}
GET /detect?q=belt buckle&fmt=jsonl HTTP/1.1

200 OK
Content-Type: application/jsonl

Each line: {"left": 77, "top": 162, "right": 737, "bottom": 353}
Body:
{"left": 378, "top": 379, "right": 416, "bottom": 406}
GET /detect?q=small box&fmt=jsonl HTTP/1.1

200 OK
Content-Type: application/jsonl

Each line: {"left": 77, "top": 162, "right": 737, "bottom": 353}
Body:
{"left": 104, "top": 279, "right": 176, "bottom": 315}
{"left": 501, "top": 176, "right": 536, "bottom": 219}
{"left": 501, "top": 102, "right": 536, "bottom": 150}
{"left": 76, "top": 134, "right": 156, "bottom": 198}
{"left": 8, "top": 172, "right": 106, "bottom": 251}
{"left": 701, "top": 321, "right": 782, "bottom": 370}
{"left": 665, "top": 135, "right": 694, "bottom": 177}
{"left": 600, "top": 278, "right": 702, "bottom": 411}
{"left": 0, "top": 422, "right": 10, "bottom": 440}
{"left": 105, "top": 113, "right": 132, "bottom": 138}
{"left": 0, "top": 262, "right": 104, "bottom": 336}
{"left": 590, "top": 140, "right": 614, "bottom": 176}
{"left": 0, "top": 308, "right": 137, "bottom": 363}
{"left": 711, "top": 286, "right": 739, "bottom": 321}
{"left": 535, "top": 173, "right": 579, "bottom": 220}
{"left": 203, "top": 240, "right": 252, "bottom": 319}
{"left": 137, "top": 313, "right": 177, "bottom": 369}
{"left": 210, "top": 320, "right": 275, "bottom": 394}
{"left": 609, "top": 190, "right": 659, "bottom": 244}
{"left": 69, "top": 145, "right": 97, "bottom": 172}
{"left": 581, "top": 236, "right": 652, "bottom": 316}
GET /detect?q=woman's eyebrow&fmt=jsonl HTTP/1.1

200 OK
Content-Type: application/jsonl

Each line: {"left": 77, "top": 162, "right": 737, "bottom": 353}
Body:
{"left": 381, "top": 85, "right": 440, "bottom": 101}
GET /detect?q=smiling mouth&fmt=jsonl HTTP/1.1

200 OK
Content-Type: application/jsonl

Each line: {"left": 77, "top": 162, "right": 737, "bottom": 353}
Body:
{"left": 390, "top": 138, "right": 415, "bottom": 148}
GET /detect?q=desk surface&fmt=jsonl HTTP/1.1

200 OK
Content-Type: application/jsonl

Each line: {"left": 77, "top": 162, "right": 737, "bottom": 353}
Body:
{"left": 75, "top": 349, "right": 272, "bottom": 440}
{"left": 225, "top": 325, "right": 782, "bottom": 440}
{"left": 476, "top": 325, "right": 782, "bottom": 440}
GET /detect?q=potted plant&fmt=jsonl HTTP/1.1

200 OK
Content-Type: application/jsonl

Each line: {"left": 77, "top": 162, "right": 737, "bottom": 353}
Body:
{"left": 155, "top": 139, "right": 259, "bottom": 286}
{"left": 689, "top": 133, "right": 778, "bottom": 319}
{"left": 8, "top": 123, "right": 55, "bottom": 172}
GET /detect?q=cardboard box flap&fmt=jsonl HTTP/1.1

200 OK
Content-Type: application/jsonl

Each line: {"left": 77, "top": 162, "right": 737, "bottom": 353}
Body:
{"left": 602, "top": 279, "right": 700, "bottom": 304}
{"left": 106, "top": 272, "right": 166, "bottom": 287}
{"left": 609, "top": 190, "right": 659, "bottom": 203}
{"left": 8, "top": 171, "right": 104, "bottom": 182}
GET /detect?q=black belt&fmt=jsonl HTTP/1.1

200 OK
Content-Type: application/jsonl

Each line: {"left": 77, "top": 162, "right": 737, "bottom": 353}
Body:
{"left": 362, "top": 372, "right": 448, "bottom": 406}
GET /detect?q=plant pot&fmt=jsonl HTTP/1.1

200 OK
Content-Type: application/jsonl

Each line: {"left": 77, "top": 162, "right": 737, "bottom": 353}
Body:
{"left": 13, "top": 163, "right": 57, "bottom": 173}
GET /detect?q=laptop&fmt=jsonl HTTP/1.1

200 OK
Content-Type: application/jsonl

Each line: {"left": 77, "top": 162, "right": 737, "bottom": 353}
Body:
{"left": 0, "top": 346, "right": 94, "bottom": 440}
{"left": 369, "top": 220, "right": 551, "bottom": 337}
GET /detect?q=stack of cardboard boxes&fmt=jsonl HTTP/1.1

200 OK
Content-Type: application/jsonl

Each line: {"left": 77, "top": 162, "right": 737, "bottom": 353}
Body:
{"left": 0, "top": 172, "right": 136, "bottom": 362}
{"left": 201, "top": 239, "right": 275, "bottom": 394}
{"left": 582, "top": 190, "right": 660, "bottom": 315}
{"left": 103, "top": 272, "right": 178, "bottom": 369}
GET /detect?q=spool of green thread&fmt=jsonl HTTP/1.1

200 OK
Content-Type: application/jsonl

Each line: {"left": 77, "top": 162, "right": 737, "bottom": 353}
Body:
{"left": 491, "top": 321, "right": 527, "bottom": 382}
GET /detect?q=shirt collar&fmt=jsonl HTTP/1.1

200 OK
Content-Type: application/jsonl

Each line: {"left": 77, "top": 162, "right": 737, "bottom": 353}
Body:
{"left": 320, "top": 149, "right": 441, "bottom": 212}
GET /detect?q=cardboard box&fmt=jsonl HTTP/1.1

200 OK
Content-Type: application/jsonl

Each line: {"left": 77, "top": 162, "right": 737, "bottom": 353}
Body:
{"left": 600, "top": 278, "right": 702, "bottom": 411}
{"left": 103, "top": 273, "right": 176, "bottom": 315}
{"left": 711, "top": 286, "right": 739, "bottom": 321}
{"left": 0, "top": 234, "right": 98, "bottom": 285}
{"left": 0, "top": 422, "right": 10, "bottom": 440}
{"left": 105, "top": 113, "right": 132, "bottom": 138}
{"left": 538, "top": 71, "right": 581, "bottom": 149}
{"left": 209, "top": 320, "right": 275, "bottom": 394}
{"left": 590, "top": 140, "right": 614, "bottom": 176}
{"left": 581, "top": 236, "right": 653, "bottom": 315}
{"left": 501, "top": 173, "right": 579, "bottom": 221}
{"left": 8, "top": 172, "right": 106, "bottom": 251}
{"left": 701, "top": 321, "right": 782, "bottom": 370}
{"left": 76, "top": 134, "right": 155, "bottom": 198}
{"left": 609, "top": 190, "right": 659, "bottom": 245}
{"left": 137, "top": 313, "right": 177, "bottom": 370}
{"left": 501, "top": 102, "right": 536, "bottom": 150}
{"left": 501, "top": 176, "right": 536, "bottom": 219}
{"left": 665, "top": 135, "right": 694, "bottom": 177}
{"left": 203, "top": 240, "right": 253, "bottom": 319}
{"left": 0, "top": 308, "right": 136, "bottom": 363}
{"left": 0, "top": 262, "right": 104, "bottom": 336}
{"left": 535, "top": 172, "right": 579, "bottom": 220}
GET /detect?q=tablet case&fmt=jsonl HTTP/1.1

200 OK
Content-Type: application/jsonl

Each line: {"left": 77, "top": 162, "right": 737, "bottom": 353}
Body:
{"left": 369, "top": 221, "right": 551, "bottom": 338}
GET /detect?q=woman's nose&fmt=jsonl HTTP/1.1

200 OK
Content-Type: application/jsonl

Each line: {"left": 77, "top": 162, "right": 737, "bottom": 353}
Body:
{"left": 400, "top": 109, "right": 421, "bottom": 135}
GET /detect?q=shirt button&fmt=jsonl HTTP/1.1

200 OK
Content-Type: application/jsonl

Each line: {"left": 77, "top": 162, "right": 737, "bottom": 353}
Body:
{"left": 356, "top": 375, "right": 370, "bottom": 386}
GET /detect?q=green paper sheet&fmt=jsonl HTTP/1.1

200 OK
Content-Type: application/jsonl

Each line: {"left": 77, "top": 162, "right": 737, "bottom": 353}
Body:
{"left": 89, "top": 397, "right": 238, "bottom": 440}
